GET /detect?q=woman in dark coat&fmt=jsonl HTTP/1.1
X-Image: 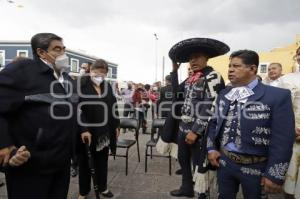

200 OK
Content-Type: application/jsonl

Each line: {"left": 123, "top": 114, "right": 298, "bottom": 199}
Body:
{"left": 78, "top": 59, "right": 119, "bottom": 199}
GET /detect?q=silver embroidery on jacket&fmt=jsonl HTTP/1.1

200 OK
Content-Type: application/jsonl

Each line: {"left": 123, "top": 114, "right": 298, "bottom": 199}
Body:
{"left": 246, "top": 104, "right": 271, "bottom": 111}
{"left": 267, "top": 163, "right": 289, "bottom": 180}
{"left": 251, "top": 137, "right": 270, "bottom": 146}
{"left": 219, "top": 159, "right": 227, "bottom": 167}
{"left": 241, "top": 167, "right": 262, "bottom": 176}
{"left": 251, "top": 127, "right": 271, "bottom": 135}
{"left": 248, "top": 113, "right": 270, "bottom": 120}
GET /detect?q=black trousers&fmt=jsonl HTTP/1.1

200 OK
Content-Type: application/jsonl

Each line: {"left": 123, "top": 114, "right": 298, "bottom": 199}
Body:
{"left": 5, "top": 167, "right": 70, "bottom": 199}
{"left": 78, "top": 146, "right": 109, "bottom": 195}
{"left": 177, "top": 130, "right": 201, "bottom": 192}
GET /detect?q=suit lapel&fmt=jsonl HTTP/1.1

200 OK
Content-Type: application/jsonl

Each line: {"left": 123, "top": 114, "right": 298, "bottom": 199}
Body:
{"left": 245, "top": 82, "right": 265, "bottom": 103}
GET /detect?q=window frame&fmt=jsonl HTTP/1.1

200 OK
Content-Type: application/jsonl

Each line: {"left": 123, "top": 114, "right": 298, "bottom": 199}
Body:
{"left": 259, "top": 63, "right": 269, "bottom": 74}
{"left": 16, "top": 50, "right": 29, "bottom": 57}
{"left": 0, "top": 50, "right": 5, "bottom": 66}
{"left": 107, "top": 67, "right": 113, "bottom": 78}
{"left": 70, "top": 58, "right": 79, "bottom": 72}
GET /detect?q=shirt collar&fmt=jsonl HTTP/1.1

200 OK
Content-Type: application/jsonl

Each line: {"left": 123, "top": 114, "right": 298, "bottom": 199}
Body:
{"left": 40, "top": 58, "right": 54, "bottom": 69}
{"left": 246, "top": 78, "right": 258, "bottom": 90}
{"left": 40, "top": 58, "right": 63, "bottom": 80}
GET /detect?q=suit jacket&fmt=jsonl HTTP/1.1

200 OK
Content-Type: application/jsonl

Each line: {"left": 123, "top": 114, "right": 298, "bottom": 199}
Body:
{"left": 207, "top": 82, "right": 295, "bottom": 185}
{"left": 0, "top": 58, "right": 79, "bottom": 174}
{"left": 161, "top": 66, "right": 225, "bottom": 144}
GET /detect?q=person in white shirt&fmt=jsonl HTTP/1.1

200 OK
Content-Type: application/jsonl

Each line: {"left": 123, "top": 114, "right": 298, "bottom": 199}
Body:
{"left": 280, "top": 46, "right": 300, "bottom": 199}
{"left": 121, "top": 82, "right": 134, "bottom": 117}
{"left": 263, "top": 62, "right": 283, "bottom": 87}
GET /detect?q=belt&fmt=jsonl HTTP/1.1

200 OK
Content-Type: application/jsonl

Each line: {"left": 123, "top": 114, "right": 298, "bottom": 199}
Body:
{"left": 221, "top": 148, "right": 267, "bottom": 164}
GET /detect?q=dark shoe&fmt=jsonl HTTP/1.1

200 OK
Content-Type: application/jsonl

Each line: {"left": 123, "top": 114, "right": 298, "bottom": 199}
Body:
{"left": 175, "top": 169, "right": 183, "bottom": 175}
{"left": 198, "top": 193, "right": 207, "bottom": 199}
{"left": 101, "top": 190, "right": 114, "bottom": 198}
{"left": 170, "top": 189, "right": 194, "bottom": 197}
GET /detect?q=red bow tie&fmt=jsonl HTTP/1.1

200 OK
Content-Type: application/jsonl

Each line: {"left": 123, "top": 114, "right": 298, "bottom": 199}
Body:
{"left": 187, "top": 71, "right": 203, "bottom": 85}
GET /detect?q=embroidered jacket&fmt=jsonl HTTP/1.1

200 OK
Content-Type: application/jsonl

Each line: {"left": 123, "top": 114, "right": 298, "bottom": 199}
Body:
{"left": 180, "top": 66, "right": 225, "bottom": 136}
{"left": 207, "top": 82, "right": 295, "bottom": 184}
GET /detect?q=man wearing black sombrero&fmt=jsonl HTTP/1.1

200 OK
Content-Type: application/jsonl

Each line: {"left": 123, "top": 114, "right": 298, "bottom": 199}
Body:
{"left": 167, "top": 38, "right": 228, "bottom": 198}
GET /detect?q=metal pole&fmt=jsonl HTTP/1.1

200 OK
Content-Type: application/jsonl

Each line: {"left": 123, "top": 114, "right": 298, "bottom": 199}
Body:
{"left": 154, "top": 33, "right": 158, "bottom": 82}
{"left": 162, "top": 56, "right": 165, "bottom": 85}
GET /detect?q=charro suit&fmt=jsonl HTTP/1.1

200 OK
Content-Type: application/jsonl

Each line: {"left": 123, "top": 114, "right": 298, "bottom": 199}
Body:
{"left": 207, "top": 81, "right": 295, "bottom": 198}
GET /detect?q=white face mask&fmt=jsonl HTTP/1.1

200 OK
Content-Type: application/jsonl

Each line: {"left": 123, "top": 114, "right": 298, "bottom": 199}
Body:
{"left": 79, "top": 68, "right": 86, "bottom": 75}
{"left": 91, "top": 76, "right": 104, "bottom": 86}
{"left": 54, "top": 54, "right": 70, "bottom": 71}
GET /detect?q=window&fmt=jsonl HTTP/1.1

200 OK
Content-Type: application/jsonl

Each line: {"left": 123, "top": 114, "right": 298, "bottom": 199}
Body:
{"left": 16, "top": 50, "right": 28, "bottom": 57}
{"left": 259, "top": 63, "right": 268, "bottom": 74}
{"left": 70, "top": 58, "right": 79, "bottom": 72}
{"left": 107, "top": 67, "right": 112, "bottom": 78}
{"left": 0, "top": 50, "right": 5, "bottom": 67}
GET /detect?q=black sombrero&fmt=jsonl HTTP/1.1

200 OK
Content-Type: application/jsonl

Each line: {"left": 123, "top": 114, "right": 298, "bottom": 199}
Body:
{"left": 168, "top": 38, "right": 230, "bottom": 63}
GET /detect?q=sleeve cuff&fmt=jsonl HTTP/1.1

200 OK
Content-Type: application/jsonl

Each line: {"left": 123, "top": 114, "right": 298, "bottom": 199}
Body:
{"left": 207, "top": 147, "right": 216, "bottom": 152}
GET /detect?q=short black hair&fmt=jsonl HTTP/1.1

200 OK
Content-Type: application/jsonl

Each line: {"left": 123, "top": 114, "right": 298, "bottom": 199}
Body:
{"left": 230, "top": 50, "right": 259, "bottom": 67}
{"left": 165, "top": 75, "right": 171, "bottom": 82}
{"left": 144, "top": 84, "right": 151, "bottom": 90}
{"left": 90, "top": 59, "right": 108, "bottom": 72}
{"left": 31, "top": 33, "right": 62, "bottom": 60}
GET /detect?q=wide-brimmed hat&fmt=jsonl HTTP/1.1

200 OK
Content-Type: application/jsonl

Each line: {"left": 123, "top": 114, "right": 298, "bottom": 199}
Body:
{"left": 168, "top": 38, "right": 230, "bottom": 63}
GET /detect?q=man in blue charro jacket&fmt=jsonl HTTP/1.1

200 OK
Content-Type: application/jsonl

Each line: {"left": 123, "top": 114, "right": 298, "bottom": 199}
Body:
{"left": 207, "top": 50, "right": 295, "bottom": 199}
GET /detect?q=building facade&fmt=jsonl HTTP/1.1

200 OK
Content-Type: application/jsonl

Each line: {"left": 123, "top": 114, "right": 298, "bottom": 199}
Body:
{"left": 0, "top": 41, "right": 118, "bottom": 82}
{"left": 208, "top": 34, "right": 300, "bottom": 83}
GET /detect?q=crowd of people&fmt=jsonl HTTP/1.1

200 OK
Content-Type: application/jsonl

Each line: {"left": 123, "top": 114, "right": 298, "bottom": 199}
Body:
{"left": 0, "top": 33, "right": 299, "bottom": 199}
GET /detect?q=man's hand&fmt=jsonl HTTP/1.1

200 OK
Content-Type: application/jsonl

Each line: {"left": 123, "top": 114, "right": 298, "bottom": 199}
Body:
{"left": 81, "top": 131, "right": 92, "bottom": 146}
{"left": 296, "top": 127, "right": 300, "bottom": 143}
{"left": 172, "top": 61, "right": 180, "bottom": 71}
{"left": 185, "top": 132, "right": 198, "bottom": 145}
{"left": 116, "top": 128, "right": 120, "bottom": 139}
{"left": 0, "top": 146, "right": 15, "bottom": 166}
{"left": 208, "top": 150, "right": 221, "bottom": 167}
{"left": 9, "top": 146, "right": 31, "bottom": 167}
{"left": 261, "top": 177, "right": 282, "bottom": 193}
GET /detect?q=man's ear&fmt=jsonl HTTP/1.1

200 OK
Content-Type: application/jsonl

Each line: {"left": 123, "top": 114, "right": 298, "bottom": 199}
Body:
{"left": 36, "top": 48, "right": 47, "bottom": 59}
{"left": 250, "top": 65, "right": 257, "bottom": 73}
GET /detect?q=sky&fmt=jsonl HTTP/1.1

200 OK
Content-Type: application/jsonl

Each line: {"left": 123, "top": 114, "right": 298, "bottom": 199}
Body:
{"left": 0, "top": 0, "right": 299, "bottom": 83}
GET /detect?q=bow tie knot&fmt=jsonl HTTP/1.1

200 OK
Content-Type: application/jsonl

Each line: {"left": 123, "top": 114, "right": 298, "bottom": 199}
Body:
{"left": 225, "top": 87, "right": 254, "bottom": 102}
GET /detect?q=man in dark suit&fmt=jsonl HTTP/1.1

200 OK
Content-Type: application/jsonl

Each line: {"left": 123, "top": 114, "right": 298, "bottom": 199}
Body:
{"left": 207, "top": 50, "right": 295, "bottom": 199}
{"left": 0, "top": 33, "right": 91, "bottom": 199}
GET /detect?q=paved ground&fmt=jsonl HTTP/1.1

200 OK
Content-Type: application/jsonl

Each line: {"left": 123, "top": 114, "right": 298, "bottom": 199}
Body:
{"left": 0, "top": 128, "right": 285, "bottom": 199}
{"left": 0, "top": 108, "right": 285, "bottom": 199}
